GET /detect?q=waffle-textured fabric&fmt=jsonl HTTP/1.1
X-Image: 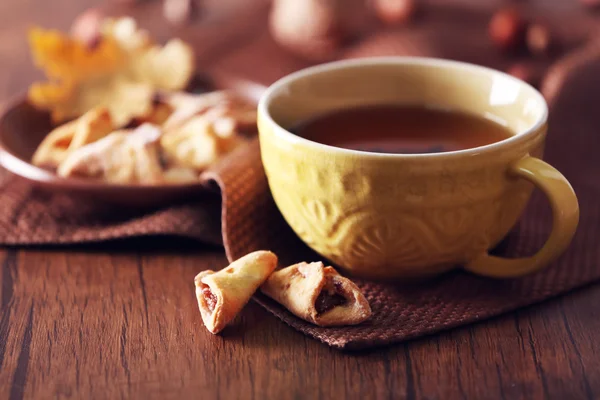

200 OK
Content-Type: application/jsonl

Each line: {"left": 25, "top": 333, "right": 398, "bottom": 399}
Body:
{"left": 0, "top": 44, "right": 599, "bottom": 350}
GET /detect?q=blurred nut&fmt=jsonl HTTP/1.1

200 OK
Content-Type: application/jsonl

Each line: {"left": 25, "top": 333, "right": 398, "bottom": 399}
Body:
{"left": 488, "top": 7, "right": 525, "bottom": 53}
{"left": 526, "top": 23, "right": 552, "bottom": 57}
{"left": 269, "top": 0, "right": 372, "bottom": 61}
{"left": 373, "top": 0, "right": 417, "bottom": 25}
{"left": 70, "top": 8, "right": 105, "bottom": 49}
{"left": 269, "top": 0, "right": 343, "bottom": 61}
{"left": 506, "top": 62, "right": 545, "bottom": 88}
{"left": 163, "top": 0, "right": 198, "bottom": 25}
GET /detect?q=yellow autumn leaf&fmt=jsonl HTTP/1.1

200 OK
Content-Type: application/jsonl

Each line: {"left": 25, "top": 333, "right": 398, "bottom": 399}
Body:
{"left": 28, "top": 26, "right": 123, "bottom": 82}
{"left": 27, "top": 18, "right": 194, "bottom": 125}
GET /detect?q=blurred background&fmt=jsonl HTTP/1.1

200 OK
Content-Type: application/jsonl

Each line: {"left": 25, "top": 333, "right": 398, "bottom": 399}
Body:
{"left": 1, "top": 0, "right": 599, "bottom": 96}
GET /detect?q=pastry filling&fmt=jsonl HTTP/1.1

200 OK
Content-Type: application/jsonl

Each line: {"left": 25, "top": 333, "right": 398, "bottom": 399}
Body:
{"left": 201, "top": 284, "right": 218, "bottom": 313}
{"left": 315, "top": 281, "right": 347, "bottom": 315}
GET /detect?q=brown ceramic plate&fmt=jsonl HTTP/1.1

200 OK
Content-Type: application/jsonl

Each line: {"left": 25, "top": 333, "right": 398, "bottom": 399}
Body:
{"left": 0, "top": 73, "right": 266, "bottom": 207}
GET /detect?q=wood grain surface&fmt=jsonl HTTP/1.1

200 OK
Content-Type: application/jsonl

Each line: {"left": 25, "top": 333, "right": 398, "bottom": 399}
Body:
{"left": 1, "top": 0, "right": 599, "bottom": 399}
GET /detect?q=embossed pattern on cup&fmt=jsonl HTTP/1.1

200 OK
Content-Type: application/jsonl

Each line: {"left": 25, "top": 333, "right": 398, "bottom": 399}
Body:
{"left": 260, "top": 117, "right": 545, "bottom": 278}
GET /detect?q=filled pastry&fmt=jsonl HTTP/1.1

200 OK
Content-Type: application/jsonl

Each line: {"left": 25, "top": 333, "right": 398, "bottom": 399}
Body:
{"left": 261, "top": 262, "right": 372, "bottom": 327}
{"left": 160, "top": 112, "right": 246, "bottom": 171}
{"left": 159, "top": 91, "right": 255, "bottom": 170}
{"left": 32, "top": 107, "right": 114, "bottom": 168}
{"left": 161, "top": 90, "right": 257, "bottom": 133}
{"left": 194, "top": 251, "right": 278, "bottom": 334}
{"left": 161, "top": 90, "right": 232, "bottom": 131}
{"left": 57, "top": 123, "right": 165, "bottom": 183}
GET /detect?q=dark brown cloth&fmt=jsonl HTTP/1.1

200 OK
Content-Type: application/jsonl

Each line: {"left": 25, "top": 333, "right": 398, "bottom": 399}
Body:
{"left": 1, "top": 45, "right": 599, "bottom": 350}
{"left": 0, "top": 171, "right": 224, "bottom": 247}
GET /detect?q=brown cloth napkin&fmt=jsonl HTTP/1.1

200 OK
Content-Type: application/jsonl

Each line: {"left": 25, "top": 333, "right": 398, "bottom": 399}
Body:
{"left": 1, "top": 48, "right": 599, "bottom": 350}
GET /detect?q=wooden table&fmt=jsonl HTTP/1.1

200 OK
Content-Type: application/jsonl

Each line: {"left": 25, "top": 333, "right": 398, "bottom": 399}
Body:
{"left": 1, "top": 0, "right": 599, "bottom": 399}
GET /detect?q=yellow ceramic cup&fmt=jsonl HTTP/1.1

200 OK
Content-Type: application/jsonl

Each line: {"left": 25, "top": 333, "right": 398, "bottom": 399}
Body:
{"left": 257, "top": 57, "right": 579, "bottom": 279}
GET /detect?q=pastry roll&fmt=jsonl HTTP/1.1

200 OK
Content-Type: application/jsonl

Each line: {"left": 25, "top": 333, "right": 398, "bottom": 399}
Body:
{"left": 159, "top": 91, "right": 255, "bottom": 171}
{"left": 261, "top": 262, "right": 372, "bottom": 327}
{"left": 160, "top": 113, "right": 245, "bottom": 171}
{"left": 161, "top": 91, "right": 230, "bottom": 131}
{"left": 194, "top": 251, "right": 278, "bottom": 334}
{"left": 32, "top": 107, "right": 114, "bottom": 168}
{"left": 57, "top": 123, "right": 164, "bottom": 184}
{"left": 162, "top": 166, "right": 198, "bottom": 183}
{"left": 161, "top": 90, "right": 256, "bottom": 133}
{"left": 129, "top": 97, "right": 174, "bottom": 126}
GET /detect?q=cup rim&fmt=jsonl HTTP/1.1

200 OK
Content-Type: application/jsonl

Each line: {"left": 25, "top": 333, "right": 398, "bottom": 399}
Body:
{"left": 258, "top": 57, "right": 549, "bottom": 159}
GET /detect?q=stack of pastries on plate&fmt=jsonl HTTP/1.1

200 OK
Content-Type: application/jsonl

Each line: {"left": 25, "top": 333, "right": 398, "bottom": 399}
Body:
{"left": 28, "top": 16, "right": 257, "bottom": 184}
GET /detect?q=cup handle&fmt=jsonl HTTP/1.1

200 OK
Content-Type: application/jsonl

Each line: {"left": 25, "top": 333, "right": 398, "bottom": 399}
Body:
{"left": 463, "top": 156, "right": 579, "bottom": 278}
